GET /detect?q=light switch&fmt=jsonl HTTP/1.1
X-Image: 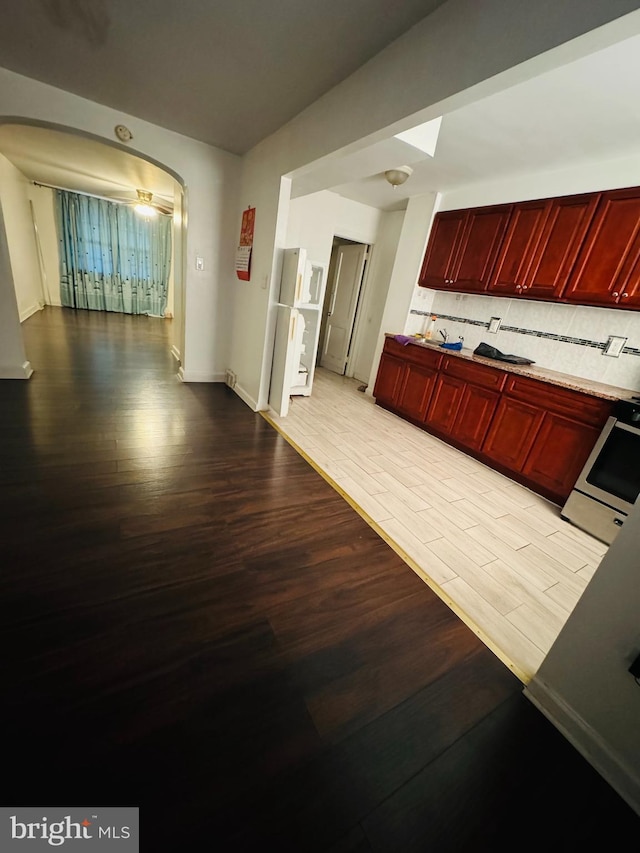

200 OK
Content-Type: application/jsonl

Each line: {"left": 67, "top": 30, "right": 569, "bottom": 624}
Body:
{"left": 488, "top": 317, "right": 501, "bottom": 334}
{"left": 196, "top": 256, "right": 204, "bottom": 271}
{"left": 603, "top": 335, "right": 627, "bottom": 358}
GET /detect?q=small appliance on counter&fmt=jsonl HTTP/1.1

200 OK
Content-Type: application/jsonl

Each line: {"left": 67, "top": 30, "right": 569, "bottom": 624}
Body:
{"left": 561, "top": 397, "right": 640, "bottom": 544}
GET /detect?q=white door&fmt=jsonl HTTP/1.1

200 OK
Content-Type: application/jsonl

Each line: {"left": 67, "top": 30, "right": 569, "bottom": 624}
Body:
{"left": 320, "top": 243, "right": 368, "bottom": 374}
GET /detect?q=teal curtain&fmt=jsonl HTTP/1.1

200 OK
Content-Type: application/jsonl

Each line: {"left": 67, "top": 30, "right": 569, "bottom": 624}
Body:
{"left": 55, "top": 190, "right": 172, "bottom": 317}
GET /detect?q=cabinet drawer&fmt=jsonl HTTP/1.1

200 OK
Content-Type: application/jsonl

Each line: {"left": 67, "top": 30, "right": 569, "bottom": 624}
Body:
{"left": 443, "top": 356, "right": 507, "bottom": 391}
{"left": 504, "top": 374, "right": 612, "bottom": 426}
{"left": 383, "top": 338, "right": 443, "bottom": 369}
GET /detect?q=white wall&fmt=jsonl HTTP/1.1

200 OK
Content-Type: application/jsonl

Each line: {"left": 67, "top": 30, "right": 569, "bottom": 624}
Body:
{"left": 525, "top": 496, "right": 640, "bottom": 814}
{"left": 0, "top": 66, "right": 240, "bottom": 382}
{"left": 0, "top": 200, "right": 31, "bottom": 377}
{"left": 0, "top": 153, "right": 44, "bottom": 321}
{"left": 27, "top": 184, "right": 60, "bottom": 306}
{"left": 286, "top": 191, "right": 382, "bottom": 267}
{"left": 366, "top": 193, "right": 438, "bottom": 392}
{"left": 350, "top": 210, "right": 405, "bottom": 385}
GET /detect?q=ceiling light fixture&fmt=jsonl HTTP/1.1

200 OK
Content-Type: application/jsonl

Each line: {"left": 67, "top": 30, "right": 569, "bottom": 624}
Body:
{"left": 133, "top": 189, "right": 158, "bottom": 217}
{"left": 384, "top": 165, "right": 413, "bottom": 188}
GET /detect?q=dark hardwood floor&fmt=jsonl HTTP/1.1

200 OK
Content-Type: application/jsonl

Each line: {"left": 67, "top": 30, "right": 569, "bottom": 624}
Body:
{"left": 1, "top": 307, "right": 637, "bottom": 850}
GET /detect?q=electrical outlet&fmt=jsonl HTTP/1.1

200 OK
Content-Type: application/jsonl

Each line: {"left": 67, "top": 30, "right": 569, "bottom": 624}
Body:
{"left": 603, "top": 335, "right": 627, "bottom": 357}
{"left": 196, "top": 256, "right": 204, "bottom": 271}
{"left": 488, "top": 317, "right": 501, "bottom": 334}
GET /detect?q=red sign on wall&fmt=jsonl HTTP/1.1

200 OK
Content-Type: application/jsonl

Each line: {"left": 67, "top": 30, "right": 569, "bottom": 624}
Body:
{"left": 236, "top": 207, "right": 255, "bottom": 281}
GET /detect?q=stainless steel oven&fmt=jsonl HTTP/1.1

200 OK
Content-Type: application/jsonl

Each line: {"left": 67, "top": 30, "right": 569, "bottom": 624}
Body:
{"left": 561, "top": 398, "right": 640, "bottom": 545}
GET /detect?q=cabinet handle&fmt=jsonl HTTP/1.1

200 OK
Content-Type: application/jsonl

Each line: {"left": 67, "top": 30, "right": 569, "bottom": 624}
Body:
{"left": 613, "top": 292, "right": 619, "bottom": 298}
{"left": 521, "top": 285, "right": 528, "bottom": 291}
{"left": 622, "top": 292, "right": 629, "bottom": 298}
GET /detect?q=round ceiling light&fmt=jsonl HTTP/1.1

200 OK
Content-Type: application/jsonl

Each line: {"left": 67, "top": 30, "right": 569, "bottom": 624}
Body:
{"left": 384, "top": 165, "right": 413, "bottom": 188}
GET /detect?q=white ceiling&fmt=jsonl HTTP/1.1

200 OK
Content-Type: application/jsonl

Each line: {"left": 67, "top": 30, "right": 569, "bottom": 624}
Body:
{"left": 0, "top": 124, "right": 179, "bottom": 205}
{"left": 0, "top": 0, "right": 448, "bottom": 155}
{"left": 302, "top": 30, "right": 640, "bottom": 211}
{"left": 0, "top": 10, "right": 638, "bottom": 214}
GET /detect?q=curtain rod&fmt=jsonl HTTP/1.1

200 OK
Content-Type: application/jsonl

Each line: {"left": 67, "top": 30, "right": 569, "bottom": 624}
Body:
{"left": 32, "top": 181, "right": 173, "bottom": 215}
{"left": 32, "top": 180, "right": 135, "bottom": 205}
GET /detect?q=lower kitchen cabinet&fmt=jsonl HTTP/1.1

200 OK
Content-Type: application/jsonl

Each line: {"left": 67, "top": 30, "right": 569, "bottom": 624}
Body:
{"left": 372, "top": 352, "right": 405, "bottom": 408}
{"left": 452, "top": 384, "right": 502, "bottom": 451}
{"left": 482, "top": 397, "right": 546, "bottom": 471}
{"left": 396, "top": 362, "right": 439, "bottom": 421}
{"left": 373, "top": 337, "right": 615, "bottom": 505}
{"left": 520, "top": 412, "right": 602, "bottom": 497}
{"left": 425, "top": 373, "right": 465, "bottom": 433}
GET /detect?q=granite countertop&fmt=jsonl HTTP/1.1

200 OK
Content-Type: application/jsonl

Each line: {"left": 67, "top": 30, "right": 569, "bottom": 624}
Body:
{"left": 384, "top": 333, "right": 637, "bottom": 402}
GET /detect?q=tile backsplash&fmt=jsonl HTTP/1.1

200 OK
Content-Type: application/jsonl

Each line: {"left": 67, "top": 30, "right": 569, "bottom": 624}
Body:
{"left": 406, "top": 290, "right": 640, "bottom": 392}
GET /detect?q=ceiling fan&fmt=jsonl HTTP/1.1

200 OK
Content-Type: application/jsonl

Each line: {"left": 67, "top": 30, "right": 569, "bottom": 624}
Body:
{"left": 129, "top": 189, "right": 173, "bottom": 217}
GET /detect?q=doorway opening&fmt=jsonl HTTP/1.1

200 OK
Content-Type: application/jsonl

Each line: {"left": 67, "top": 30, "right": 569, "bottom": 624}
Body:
{"left": 0, "top": 120, "right": 186, "bottom": 376}
{"left": 318, "top": 238, "right": 369, "bottom": 380}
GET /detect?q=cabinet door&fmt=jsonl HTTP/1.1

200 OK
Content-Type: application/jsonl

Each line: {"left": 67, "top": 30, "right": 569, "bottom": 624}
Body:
{"left": 488, "top": 200, "right": 549, "bottom": 295}
{"left": 451, "top": 204, "right": 512, "bottom": 292}
{"left": 419, "top": 210, "right": 467, "bottom": 289}
{"left": 522, "top": 413, "right": 602, "bottom": 501}
{"left": 612, "top": 232, "right": 640, "bottom": 307}
{"left": 373, "top": 354, "right": 405, "bottom": 408}
{"left": 451, "top": 385, "right": 501, "bottom": 451}
{"left": 563, "top": 188, "right": 640, "bottom": 306}
{"left": 395, "top": 363, "right": 438, "bottom": 421}
{"left": 425, "top": 374, "right": 466, "bottom": 433}
{"left": 526, "top": 193, "right": 599, "bottom": 300}
{"left": 482, "top": 397, "right": 545, "bottom": 471}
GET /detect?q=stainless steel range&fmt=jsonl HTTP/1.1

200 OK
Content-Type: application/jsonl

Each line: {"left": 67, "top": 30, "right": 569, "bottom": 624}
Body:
{"left": 561, "top": 398, "right": 640, "bottom": 545}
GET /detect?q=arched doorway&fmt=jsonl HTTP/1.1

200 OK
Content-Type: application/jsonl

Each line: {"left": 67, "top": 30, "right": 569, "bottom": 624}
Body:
{"left": 0, "top": 119, "right": 186, "bottom": 376}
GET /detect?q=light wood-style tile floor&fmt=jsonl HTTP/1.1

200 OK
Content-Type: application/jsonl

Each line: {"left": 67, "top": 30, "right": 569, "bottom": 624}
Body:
{"left": 263, "top": 368, "right": 608, "bottom": 683}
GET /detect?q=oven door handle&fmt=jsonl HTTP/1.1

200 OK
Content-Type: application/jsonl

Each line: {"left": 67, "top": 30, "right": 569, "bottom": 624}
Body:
{"left": 614, "top": 420, "right": 640, "bottom": 438}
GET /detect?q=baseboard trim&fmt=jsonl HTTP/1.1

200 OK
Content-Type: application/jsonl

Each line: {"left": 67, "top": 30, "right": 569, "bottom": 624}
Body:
{"left": 0, "top": 361, "right": 34, "bottom": 379}
{"left": 170, "top": 345, "right": 181, "bottom": 363}
{"left": 20, "top": 302, "right": 44, "bottom": 322}
{"left": 178, "top": 369, "right": 225, "bottom": 383}
{"left": 525, "top": 678, "right": 640, "bottom": 816}
{"left": 233, "top": 383, "right": 259, "bottom": 412}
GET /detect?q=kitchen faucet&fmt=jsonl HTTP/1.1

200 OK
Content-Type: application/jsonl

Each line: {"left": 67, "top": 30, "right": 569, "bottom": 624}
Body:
{"left": 439, "top": 328, "right": 449, "bottom": 342}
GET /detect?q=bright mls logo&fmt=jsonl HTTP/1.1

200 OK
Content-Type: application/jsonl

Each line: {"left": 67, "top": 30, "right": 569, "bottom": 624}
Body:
{"left": 1, "top": 808, "right": 139, "bottom": 851}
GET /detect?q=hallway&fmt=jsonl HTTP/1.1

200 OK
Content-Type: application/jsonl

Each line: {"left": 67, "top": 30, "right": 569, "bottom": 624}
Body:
{"left": 1, "top": 307, "right": 636, "bottom": 850}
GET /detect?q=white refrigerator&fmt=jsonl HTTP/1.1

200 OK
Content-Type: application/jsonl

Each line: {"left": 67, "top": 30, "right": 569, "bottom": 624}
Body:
{"left": 269, "top": 248, "right": 326, "bottom": 417}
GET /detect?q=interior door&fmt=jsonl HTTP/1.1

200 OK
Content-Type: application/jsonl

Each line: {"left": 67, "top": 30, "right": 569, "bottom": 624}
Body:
{"left": 320, "top": 243, "right": 368, "bottom": 374}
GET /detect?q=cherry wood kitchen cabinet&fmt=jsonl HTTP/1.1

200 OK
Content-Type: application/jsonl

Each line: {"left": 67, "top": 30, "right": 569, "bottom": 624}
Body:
{"left": 482, "top": 374, "right": 613, "bottom": 502}
{"left": 563, "top": 187, "right": 640, "bottom": 307}
{"left": 482, "top": 396, "right": 546, "bottom": 471}
{"left": 395, "top": 349, "right": 442, "bottom": 421}
{"left": 374, "top": 338, "right": 442, "bottom": 419}
{"left": 419, "top": 205, "right": 511, "bottom": 292}
{"left": 488, "top": 193, "right": 599, "bottom": 300}
{"left": 487, "top": 199, "right": 549, "bottom": 295}
{"left": 426, "top": 357, "right": 505, "bottom": 451}
{"left": 372, "top": 350, "right": 406, "bottom": 408}
{"left": 419, "top": 210, "right": 467, "bottom": 289}
{"left": 521, "top": 412, "right": 603, "bottom": 498}
{"left": 373, "top": 338, "right": 615, "bottom": 505}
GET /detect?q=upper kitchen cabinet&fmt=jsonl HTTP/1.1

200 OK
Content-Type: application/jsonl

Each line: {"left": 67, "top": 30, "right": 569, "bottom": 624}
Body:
{"left": 419, "top": 205, "right": 511, "bottom": 292}
{"left": 488, "top": 193, "right": 599, "bottom": 300}
{"left": 562, "top": 187, "right": 640, "bottom": 307}
{"left": 418, "top": 210, "right": 467, "bottom": 289}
